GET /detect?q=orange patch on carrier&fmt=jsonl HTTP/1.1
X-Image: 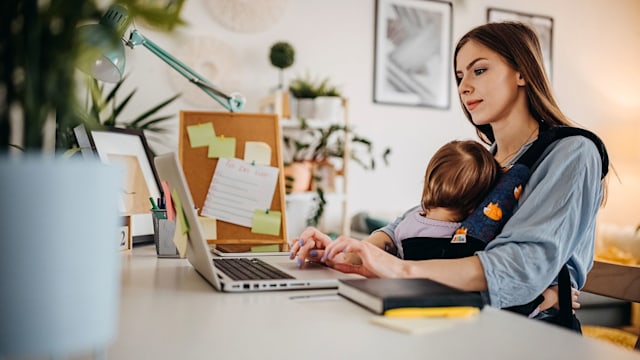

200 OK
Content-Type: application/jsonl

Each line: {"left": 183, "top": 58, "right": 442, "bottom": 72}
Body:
{"left": 483, "top": 202, "right": 503, "bottom": 221}
{"left": 514, "top": 185, "right": 523, "bottom": 200}
{"left": 451, "top": 227, "right": 468, "bottom": 243}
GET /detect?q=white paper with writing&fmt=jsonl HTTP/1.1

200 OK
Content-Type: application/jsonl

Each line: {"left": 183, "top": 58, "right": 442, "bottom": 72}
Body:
{"left": 201, "top": 158, "right": 279, "bottom": 227}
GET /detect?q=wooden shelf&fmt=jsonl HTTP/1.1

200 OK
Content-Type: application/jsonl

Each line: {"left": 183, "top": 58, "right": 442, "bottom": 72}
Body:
{"left": 261, "top": 91, "right": 351, "bottom": 236}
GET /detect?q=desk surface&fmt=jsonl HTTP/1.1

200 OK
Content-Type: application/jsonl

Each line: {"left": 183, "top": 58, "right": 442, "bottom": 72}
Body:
{"left": 109, "top": 246, "right": 640, "bottom": 359}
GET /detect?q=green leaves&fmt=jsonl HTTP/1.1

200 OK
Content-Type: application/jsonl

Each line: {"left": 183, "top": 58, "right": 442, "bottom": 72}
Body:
{"left": 288, "top": 73, "right": 342, "bottom": 99}
{"left": 2, "top": 0, "right": 188, "bottom": 152}
{"left": 86, "top": 76, "right": 180, "bottom": 144}
{"left": 116, "top": 0, "right": 187, "bottom": 31}
{"left": 269, "top": 42, "right": 295, "bottom": 69}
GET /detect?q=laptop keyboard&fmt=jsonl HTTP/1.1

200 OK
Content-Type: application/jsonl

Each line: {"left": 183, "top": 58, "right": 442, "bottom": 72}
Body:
{"left": 213, "top": 258, "right": 295, "bottom": 281}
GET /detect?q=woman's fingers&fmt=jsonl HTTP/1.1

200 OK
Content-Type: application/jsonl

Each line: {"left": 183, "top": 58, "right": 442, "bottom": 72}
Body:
{"left": 571, "top": 288, "right": 581, "bottom": 309}
{"left": 288, "top": 237, "right": 301, "bottom": 259}
{"left": 323, "top": 238, "right": 359, "bottom": 262}
{"left": 291, "top": 227, "right": 334, "bottom": 267}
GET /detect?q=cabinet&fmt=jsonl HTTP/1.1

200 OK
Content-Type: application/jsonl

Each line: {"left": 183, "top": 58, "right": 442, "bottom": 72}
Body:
{"left": 260, "top": 90, "right": 351, "bottom": 238}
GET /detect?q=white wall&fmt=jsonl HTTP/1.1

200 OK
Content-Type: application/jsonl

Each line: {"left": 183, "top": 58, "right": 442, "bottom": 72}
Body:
{"left": 115, "top": 0, "right": 640, "bottom": 226}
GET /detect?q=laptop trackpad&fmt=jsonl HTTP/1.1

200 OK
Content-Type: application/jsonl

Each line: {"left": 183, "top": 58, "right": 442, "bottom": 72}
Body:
{"left": 264, "top": 258, "right": 363, "bottom": 280}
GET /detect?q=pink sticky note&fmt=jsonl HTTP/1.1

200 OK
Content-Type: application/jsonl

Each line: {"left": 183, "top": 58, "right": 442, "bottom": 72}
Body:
{"left": 161, "top": 180, "right": 175, "bottom": 221}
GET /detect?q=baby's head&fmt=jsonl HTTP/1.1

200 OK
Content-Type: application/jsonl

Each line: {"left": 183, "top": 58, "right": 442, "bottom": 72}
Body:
{"left": 421, "top": 140, "right": 499, "bottom": 221}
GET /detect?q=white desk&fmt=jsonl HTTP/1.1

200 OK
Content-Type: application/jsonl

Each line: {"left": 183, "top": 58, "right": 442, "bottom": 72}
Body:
{"left": 108, "top": 246, "right": 640, "bottom": 359}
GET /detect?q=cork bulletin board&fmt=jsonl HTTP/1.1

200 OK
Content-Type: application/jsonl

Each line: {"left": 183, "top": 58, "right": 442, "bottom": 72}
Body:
{"left": 178, "top": 111, "right": 288, "bottom": 248}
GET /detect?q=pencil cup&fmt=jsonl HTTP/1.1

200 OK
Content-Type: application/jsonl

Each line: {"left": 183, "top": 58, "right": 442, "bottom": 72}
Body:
{"left": 151, "top": 209, "right": 179, "bottom": 258}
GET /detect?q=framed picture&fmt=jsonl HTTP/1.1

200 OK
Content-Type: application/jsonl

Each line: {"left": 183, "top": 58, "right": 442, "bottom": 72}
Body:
{"left": 373, "top": 0, "right": 452, "bottom": 109}
{"left": 487, "top": 8, "right": 554, "bottom": 80}
{"left": 74, "top": 125, "right": 162, "bottom": 243}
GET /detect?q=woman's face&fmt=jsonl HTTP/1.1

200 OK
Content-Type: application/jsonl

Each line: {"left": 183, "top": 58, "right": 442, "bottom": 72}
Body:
{"left": 455, "top": 40, "right": 526, "bottom": 127}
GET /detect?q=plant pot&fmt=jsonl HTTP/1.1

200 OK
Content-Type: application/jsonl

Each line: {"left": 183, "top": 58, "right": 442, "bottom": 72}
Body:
{"left": 312, "top": 161, "right": 337, "bottom": 192}
{"left": 284, "top": 161, "right": 314, "bottom": 193}
{"left": 314, "top": 96, "right": 342, "bottom": 122}
{"left": 0, "top": 155, "right": 123, "bottom": 357}
{"left": 285, "top": 192, "right": 319, "bottom": 240}
{"left": 296, "top": 98, "right": 315, "bottom": 119}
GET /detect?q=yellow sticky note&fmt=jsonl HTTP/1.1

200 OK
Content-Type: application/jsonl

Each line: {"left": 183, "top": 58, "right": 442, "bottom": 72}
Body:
{"left": 251, "top": 210, "right": 281, "bottom": 236}
{"left": 198, "top": 216, "right": 217, "bottom": 240}
{"left": 384, "top": 307, "right": 480, "bottom": 318}
{"left": 251, "top": 244, "right": 280, "bottom": 252}
{"left": 208, "top": 136, "right": 236, "bottom": 158}
{"left": 244, "top": 141, "right": 272, "bottom": 165}
{"left": 172, "top": 214, "right": 188, "bottom": 258}
{"left": 186, "top": 123, "right": 215, "bottom": 148}
{"left": 171, "top": 189, "right": 189, "bottom": 233}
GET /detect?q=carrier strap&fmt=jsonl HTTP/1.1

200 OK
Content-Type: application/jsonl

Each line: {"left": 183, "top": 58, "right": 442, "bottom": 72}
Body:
{"left": 517, "top": 126, "right": 609, "bottom": 179}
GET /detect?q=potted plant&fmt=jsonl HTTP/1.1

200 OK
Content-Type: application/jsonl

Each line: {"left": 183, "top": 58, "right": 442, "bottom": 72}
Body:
{"left": 288, "top": 72, "right": 322, "bottom": 119}
{"left": 288, "top": 73, "right": 344, "bottom": 122}
{"left": 282, "top": 119, "right": 391, "bottom": 226}
{"left": 2, "top": 0, "right": 186, "bottom": 153}
{"left": 314, "top": 82, "right": 343, "bottom": 122}
{"left": 269, "top": 41, "right": 295, "bottom": 90}
{"left": 0, "top": 1, "right": 185, "bottom": 357}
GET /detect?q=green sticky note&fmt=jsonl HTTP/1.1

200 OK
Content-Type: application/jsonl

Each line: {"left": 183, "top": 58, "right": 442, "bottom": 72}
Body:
{"left": 171, "top": 188, "right": 189, "bottom": 234}
{"left": 251, "top": 244, "right": 280, "bottom": 253}
{"left": 251, "top": 210, "right": 281, "bottom": 236}
{"left": 208, "top": 136, "right": 236, "bottom": 158}
{"left": 186, "top": 123, "right": 215, "bottom": 148}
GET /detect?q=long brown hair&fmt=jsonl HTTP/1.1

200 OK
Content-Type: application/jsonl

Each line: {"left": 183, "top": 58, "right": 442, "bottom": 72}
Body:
{"left": 454, "top": 21, "right": 608, "bottom": 204}
{"left": 453, "top": 21, "right": 572, "bottom": 144}
{"left": 422, "top": 140, "right": 499, "bottom": 221}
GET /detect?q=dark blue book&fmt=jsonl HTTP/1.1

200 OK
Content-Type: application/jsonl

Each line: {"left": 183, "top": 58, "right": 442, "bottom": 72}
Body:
{"left": 338, "top": 278, "right": 485, "bottom": 315}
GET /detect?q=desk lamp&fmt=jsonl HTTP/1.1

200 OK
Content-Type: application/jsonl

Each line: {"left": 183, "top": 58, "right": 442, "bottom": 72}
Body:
{"left": 77, "top": 4, "right": 245, "bottom": 112}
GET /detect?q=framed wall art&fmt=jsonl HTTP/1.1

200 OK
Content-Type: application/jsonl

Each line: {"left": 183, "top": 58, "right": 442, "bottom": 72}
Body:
{"left": 373, "top": 0, "right": 452, "bottom": 109}
{"left": 487, "top": 8, "right": 554, "bottom": 80}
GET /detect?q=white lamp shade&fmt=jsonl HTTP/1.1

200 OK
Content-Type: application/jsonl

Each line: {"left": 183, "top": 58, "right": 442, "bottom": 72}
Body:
{"left": 76, "top": 23, "right": 126, "bottom": 83}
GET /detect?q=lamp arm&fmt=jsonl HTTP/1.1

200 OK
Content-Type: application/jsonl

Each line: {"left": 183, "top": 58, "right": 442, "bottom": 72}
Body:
{"left": 126, "top": 29, "right": 245, "bottom": 112}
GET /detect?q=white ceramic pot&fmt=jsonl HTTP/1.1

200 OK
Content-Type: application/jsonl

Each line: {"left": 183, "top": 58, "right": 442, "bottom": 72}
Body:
{"left": 313, "top": 96, "right": 342, "bottom": 122}
{"left": 285, "top": 192, "right": 319, "bottom": 240}
{"left": 296, "top": 98, "right": 315, "bottom": 119}
{"left": 0, "top": 155, "right": 123, "bottom": 357}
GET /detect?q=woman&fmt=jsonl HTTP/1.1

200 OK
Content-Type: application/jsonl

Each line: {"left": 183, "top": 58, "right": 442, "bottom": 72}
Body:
{"left": 290, "top": 22, "right": 607, "bottom": 319}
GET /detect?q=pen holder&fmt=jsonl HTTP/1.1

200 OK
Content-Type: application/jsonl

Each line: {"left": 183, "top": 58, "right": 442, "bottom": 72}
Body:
{"left": 151, "top": 209, "right": 179, "bottom": 258}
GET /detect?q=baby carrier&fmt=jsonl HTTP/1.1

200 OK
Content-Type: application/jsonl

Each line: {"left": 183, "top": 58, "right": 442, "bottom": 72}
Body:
{"left": 401, "top": 125, "right": 609, "bottom": 331}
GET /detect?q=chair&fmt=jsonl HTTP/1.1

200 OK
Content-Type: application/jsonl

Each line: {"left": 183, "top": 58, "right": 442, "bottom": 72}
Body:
{"left": 582, "top": 260, "right": 640, "bottom": 350}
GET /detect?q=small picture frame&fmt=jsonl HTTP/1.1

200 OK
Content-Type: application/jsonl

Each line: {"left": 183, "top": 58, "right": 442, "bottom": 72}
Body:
{"left": 119, "top": 215, "right": 132, "bottom": 251}
{"left": 373, "top": 0, "right": 453, "bottom": 109}
{"left": 487, "top": 8, "right": 554, "bottom": 80}
{"left": 75, "top": 125, "right": 162, "bottom": 243}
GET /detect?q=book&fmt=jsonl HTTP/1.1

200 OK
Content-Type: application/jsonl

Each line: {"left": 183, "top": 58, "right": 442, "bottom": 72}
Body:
{"left": 338, "top": 278, "right": 485, "bottom": 315}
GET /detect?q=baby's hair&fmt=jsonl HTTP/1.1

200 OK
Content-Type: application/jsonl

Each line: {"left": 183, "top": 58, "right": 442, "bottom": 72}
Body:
{"left": 421, "top": 140, "right": 499, "bottom": 221}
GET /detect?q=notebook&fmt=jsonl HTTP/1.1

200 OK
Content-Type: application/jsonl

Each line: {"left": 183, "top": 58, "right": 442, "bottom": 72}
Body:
{"left": 154, "top": 152, "right": 361, "bottom": 292}
{"left": 338, "top": 278, "right": 485, "bottom": 315}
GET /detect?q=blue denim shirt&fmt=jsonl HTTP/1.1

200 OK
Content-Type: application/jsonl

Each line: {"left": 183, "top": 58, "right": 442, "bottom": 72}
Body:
{"left": 379, "top": 136, "right": 603, "bottom": 308}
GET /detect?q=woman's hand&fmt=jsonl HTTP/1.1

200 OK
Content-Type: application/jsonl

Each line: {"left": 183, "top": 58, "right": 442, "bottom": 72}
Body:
{"left": 539, "top": 286, "right": 581, "bottom": 312}
{"left": 570, "top": 287, "right": 581, "bottom": 312}
{"left": 323, "top": 235, "right": 406, "bottom": 278}
{"left": 288, "top": 227, "right": 333, "bottom": 267}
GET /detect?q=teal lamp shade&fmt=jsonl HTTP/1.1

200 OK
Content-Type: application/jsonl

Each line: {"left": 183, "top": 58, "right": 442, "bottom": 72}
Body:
{"left": 76, "top": 5, "right": 130, "bottom": 83}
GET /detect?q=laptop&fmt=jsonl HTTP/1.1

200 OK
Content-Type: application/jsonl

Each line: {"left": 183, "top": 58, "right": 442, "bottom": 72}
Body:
{"left": 154, "top": 152, "right": 362, "bottom": 292}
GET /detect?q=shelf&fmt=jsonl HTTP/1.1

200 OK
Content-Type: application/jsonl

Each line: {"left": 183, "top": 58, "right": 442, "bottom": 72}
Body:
{"left": 280, "top": 117, "right": 343, "bottom": 129}
{"left": 261, "top": 91, "right": 351, "bottom": 237}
